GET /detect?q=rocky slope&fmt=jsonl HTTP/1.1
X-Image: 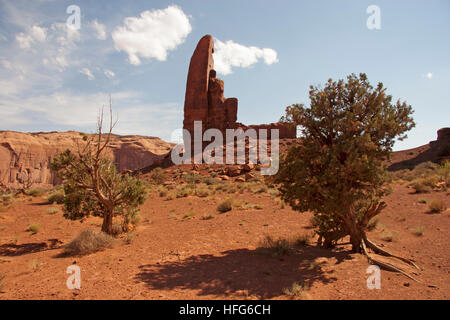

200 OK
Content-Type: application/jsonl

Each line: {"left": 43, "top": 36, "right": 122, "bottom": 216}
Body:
{"left": 0, "top": 131, "right": 175, "bottom": 188}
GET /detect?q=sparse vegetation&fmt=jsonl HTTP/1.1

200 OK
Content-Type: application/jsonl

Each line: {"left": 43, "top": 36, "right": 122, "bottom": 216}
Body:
{"left": 200, "top": 213, "right": 215, "bottom": 220}
{"left": 217, "top": 199, "right": 233, "bottom": 213}
{"left": 182, "top": 210, "right": 196, "bottom": 220}
{"left": 29, "top": 259, "right": 44, "bottom": 272}
{"left": 125, "top": 232, "right": 136, "bottom": 244}
{"left": 412, "top": 226, "right": 425, "bottom": 237}
{"left": 46, "top": 207, "right": 60, "bottom": 215}
{"left": 410, "top": 181, "right": 431, "bottom": 194}
{"left": 47, "top": 191, "right": 65, "bottom": 204}
{"left": 256, "top": 235, "right": 292, "bottom": 257}
{"left": 428, "top": 199, "right": 446, "bottom": 213}
{"left": 28, "top": 223, "right": 41, "bottom": 234}
{"left": 380, "top": 231, "right": 395, "bottom": 242}
{"left": 63, "top": 229, "right": 116, "bottom": 256}
{"left": 149, "top": 167, "right": 167, "bottom": 185}
{"left": 293, "top": 234, "right": 311, "bottom": 246}
{"left": 282, "top": 282, "right": 310, "bottom": 299}
{"left": 27, "top": 188, "right": 46, "bottom": 197}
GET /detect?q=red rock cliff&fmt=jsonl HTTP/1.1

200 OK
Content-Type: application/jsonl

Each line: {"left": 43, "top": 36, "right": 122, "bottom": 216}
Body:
{"left": 0, "top": 131, "right": 174, "bottom": 188}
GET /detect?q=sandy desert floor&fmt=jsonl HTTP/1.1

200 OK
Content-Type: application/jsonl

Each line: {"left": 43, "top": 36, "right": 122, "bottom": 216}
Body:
{"left": 0, "top": 174, "right": 448, "bottom": 300}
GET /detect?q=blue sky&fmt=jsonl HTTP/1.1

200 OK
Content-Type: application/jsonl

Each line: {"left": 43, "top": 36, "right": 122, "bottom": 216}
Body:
{"left": 0, "top": 0, "right": 448, "bottom": 150}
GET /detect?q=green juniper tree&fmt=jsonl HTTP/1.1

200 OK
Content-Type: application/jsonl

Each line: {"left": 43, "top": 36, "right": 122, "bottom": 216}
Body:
{"left": 51, "top": 105, "right": 146, "bottom": 235}
{"left": 276, "top": 74, "right": 419, "bottom": 277}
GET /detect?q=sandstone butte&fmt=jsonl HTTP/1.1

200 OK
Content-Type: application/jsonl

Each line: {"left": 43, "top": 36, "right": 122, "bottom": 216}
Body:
{"left": 0, "top": 131, "right": 174, "bottom": 188}
{"left": 183, "top": 34, "right": 296, "bottom": 150}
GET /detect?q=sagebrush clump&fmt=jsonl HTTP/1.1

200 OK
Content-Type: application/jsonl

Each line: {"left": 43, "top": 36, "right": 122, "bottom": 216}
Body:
{"left": 63, "top": 229, "right": 116, "bottom": 256}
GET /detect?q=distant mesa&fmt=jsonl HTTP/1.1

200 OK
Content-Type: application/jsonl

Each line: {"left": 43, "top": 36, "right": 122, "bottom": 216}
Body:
{"left": 388, "top": 127, "right": 450, "bottom": 171}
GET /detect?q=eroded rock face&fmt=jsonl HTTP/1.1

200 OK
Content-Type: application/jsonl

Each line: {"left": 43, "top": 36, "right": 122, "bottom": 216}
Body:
{"left": 183, "top": 35, "right": 296, "bottom": 150}
{"left": 437, "top": 128, "right": 450, "bottom": 142}
{"left": 183, "top": 35, "right": 216, "bottom": 135}
{"left": 0, "top": 131, "right": 174, "bottom": 188}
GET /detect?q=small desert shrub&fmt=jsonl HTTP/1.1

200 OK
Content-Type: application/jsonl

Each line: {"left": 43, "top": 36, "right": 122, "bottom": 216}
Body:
{"left": 159, "top": 187, "right": 168, "bottom": 197}
{"left": 128, "top": 210, "right": 141, "bottom": 226}
{"left": 28, "top": 223, "right": 41, "bottom": 234}
{"left": 268, "top": 188, "right": 280, "bottom": 198}
{"left": 436, "top": 161, "right": 450, "bottom": 186}
{"left": 176, "top": 187, "right": 192, "bottom": 198}
{"left": 412, "top": 226, "right": 425, "bottom": 237}
{"left": 63, "top": 230, "right": 116, "bottom": 256}
{"left": 184, "top": 173, "right": 201, "bottom": 185}
{"left": 428, "top": 199, "right": 446, "bottom": 213}
{"left": 203, "top": 177, "right": 217, "bottom": 185}
{"left": 418, "top": 198, "right": 427, "bottom": 204}
{"left": 391, "top": 169, "right": 415, "bottom": 182}
{"left": 201, "top": 213, "right": 215, "bottom": 220}
{"left": 125, "top": 232, "right": 136, "bottom": 244}
{"left": 47, "top": 191, "right": 64, "bottom": 204}
{"left": 150, "top": 167, "right": 167, "bottom": 185}
{"left": 217, "top": 199, "right": 233, "bottom": 213}
{"left": 380, "top": 231, "right": 395, "bottom": 242}
{"left": 27, "top": 188, "right": 46, "bottom": 197}
{"left": 182, "top": 210, "right": 196, "bottom": 220}
{"left": 256, "top": 235, "right": 291, "bottom": 257}
{"left": 195, "top": 186, "right": 211, "bottom": 198}
{"left": 410, "top": 181, "right": 431, "bottom": 194}
{"left": 29, "top": 259, "right": 43, "bottom": 272}
{"left": 256, "top": 185, "right": 268, "bottom": 194}
{"left": 366, "top": 217, "right": 379, "bottom": 231}
{"left": 282, "top": 282, "right": 310, "bottom": 299}
{"left": 2, "top": 194, "right": 13, "bottom": 206}
{"left": 293, "top": 234, "right": 311, "bottom": 246}
{"left": 111, "top": 222, "right": 125, "bottom": 236}
{"left": 46, "top": 207, "right": 60, "bottom": 215}
{"left": 166, "top": 192, "right": 175, "bottom": 200}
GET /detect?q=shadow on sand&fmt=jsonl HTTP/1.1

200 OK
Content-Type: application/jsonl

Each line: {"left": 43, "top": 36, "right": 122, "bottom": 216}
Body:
{"left": 0, "top": 239, "right": 62, "bottom": 256}
{"left": 135, "top": 246, "right": 353, "bottom": 299}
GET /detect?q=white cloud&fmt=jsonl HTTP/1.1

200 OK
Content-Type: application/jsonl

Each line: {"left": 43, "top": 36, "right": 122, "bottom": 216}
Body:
{"left": 92, "top": 20, "right": 107, "bottom": 40}
{"left": 15, "top": 25, "right": 47, "bottom": 49}
{"left": 112, "top": 5, "right": 192, "bottom": 65}
{"left": 0, "top": 59, "right": 13, "bottom": 70}
{"left": 213, "top": 39, "right": 279, "bottom": 75}
{"left": 50, "top": 22, "right": 80, "bottom": 46}
{"left": 426, "top": 72, "right": 433, "bottom": 79}
{"left": 30, "top": 25, "right": 47, "bottom": 42}
{"left": 80, "top": 68, "right": 95, "bottom": 80}
{"left": 104, "top": 69, "right": 115, "bottom": 79}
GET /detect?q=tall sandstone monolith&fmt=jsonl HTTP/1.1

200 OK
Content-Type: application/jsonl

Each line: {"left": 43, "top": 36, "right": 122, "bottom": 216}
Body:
{"left": 183, "top": 35, "right": 238, "bottom": 140}
{"left": 183, "top": 35, "right": 296, "bottom": 156}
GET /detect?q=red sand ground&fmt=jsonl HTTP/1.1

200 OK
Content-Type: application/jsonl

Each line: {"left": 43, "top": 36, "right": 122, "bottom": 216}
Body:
{"left": 0, "top": 177, "right": 448, "bottom": 300}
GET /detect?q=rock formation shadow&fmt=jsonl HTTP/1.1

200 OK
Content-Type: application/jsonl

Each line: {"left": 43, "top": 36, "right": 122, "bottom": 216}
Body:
{"left": 135, "top": 247, "right": 352, "bottom": 299}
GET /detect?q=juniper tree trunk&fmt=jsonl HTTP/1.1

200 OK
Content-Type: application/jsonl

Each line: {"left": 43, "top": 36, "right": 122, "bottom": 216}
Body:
{"left": 101, "top": 210, "right": 114, "bottom": 235}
